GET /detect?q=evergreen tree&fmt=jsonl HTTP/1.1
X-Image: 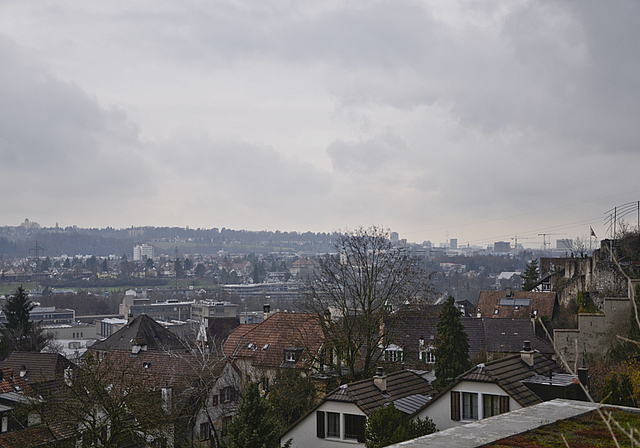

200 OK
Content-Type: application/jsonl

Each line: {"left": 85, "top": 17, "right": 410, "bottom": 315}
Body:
{"left": 227, "top": 383, "right": 283, "bottom": 448}
{"left": 433, "top": 296, "right": 470, "bottom": 390}
{"left": 266, "top": 369, "right": 317, "bottom": 431}
{"left": 365, "top": 402, "right": 435, "bottom": 448}
{"left": 0, "top": 285, "right": 49, "bottom": 358}
{"left": 101, "top": 258, "right": 109, "bottom": 272}
{"left": 521, "top": 259, "right": 539, "bottom": 291}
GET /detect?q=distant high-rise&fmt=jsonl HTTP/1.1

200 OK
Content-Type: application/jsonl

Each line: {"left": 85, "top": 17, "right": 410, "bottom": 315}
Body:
{"left": 494, "top": 241, "right": 511, "bottom": 253}
{"left": 450, "top": 238, "right": 458, "bottom": 249}
{"left": 557, "top": 239, "right": 573, "bottom": 250}
{"left": 390, "top": 232, "right": 399, "bottom": 244}
{"left": 133, "top": 244, "right": 154, "bottom": 261}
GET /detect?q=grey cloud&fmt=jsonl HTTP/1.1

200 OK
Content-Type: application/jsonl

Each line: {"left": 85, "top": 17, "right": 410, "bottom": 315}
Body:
{"left": 0, "top": 37, "right": 153, "bottom": 223}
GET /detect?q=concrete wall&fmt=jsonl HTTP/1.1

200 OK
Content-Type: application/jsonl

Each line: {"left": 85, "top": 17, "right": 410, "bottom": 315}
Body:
{"left": 418, "top": 380, "right": 520, "bottom": 432}
{"left": 282, "top": 401, "right": 366, "bottom": 448}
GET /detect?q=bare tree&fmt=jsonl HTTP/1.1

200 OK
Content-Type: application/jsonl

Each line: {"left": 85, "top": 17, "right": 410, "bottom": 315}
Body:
{"left": 302, "top": 226, "right": 433, "bottom": 381}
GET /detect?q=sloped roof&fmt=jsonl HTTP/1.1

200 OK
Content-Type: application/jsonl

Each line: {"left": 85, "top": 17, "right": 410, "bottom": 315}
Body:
{"left": 458, "top": 353, "right": 563, "bottom": 407}
{"left": 0, "top": 422, "right": 75, "bottom": 447}
{"left": 482, "top": 319, "right": 555, "bottom": 354}
{"left": 324, "top": 369, "right": 436, "bottom": 416}
{"left": 3, "top": 352, "right": 75, "bottom": 384}
{"left": 96, "top": 349, "right": 231, "bottom": 390}
{"left": 223, "top": 312, "right": 324, "bottom": 370}
{"left": 386, "top": 311, "right": 486, "bottom": 360}
{"left": 0, "top": 368, "right": 33, "bottom": 396}
{"left": 476, "top": 290, "right": 557, "bottom": 319}
{"left": 91, "top": 314, "right": 187, "bottom": 352}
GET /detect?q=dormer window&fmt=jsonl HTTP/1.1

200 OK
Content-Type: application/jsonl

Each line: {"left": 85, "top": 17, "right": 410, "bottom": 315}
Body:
{"left": 284, "top": 347, "right": 303, "bottom": 364}
{"left": 420, "top": 345, "right": 435, "bottom": 364}
{"left": 384, "top": 344, "right": 403, "bottom": 362}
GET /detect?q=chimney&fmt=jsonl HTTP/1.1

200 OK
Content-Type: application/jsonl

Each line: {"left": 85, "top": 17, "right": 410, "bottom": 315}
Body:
{"left": 577, "top": 359, "right": 589, "bottom": 391}
{"left": 263, "top": 304, "right": 271, "bottom": 321}
{"left": 373, "top": 366, "right": 387, "bottom": 393}
{"left": 162, "top": 383, "right": 172, "bottom": 413}
{"left": 506, "top": 288, "right": 512, "bottom": 298}
{"left": 127, "top": 312, "right": 134, "bottom": 325}
{"left": 520, "top": 340, "right": 534, "bottom": 367}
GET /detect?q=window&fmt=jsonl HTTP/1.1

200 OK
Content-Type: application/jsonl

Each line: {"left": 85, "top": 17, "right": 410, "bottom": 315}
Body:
{"left": 462, "top": 392, "right": 478, "bottom": 420}
{"left": 220, "top": 386, "right": 235, "bottom": 403}
{"left": 285, "top": 351, "right": 296, "bottom": 362}
{"left": 211, "top": 395, "right": 218, "bottom": 406}
{"left": 385, "top": 349, "right": 402, "bottom": 362}
{"left": 222, "top": 416, "right": 232, "bottom": 436}
{"left": 420, "top": 346, "right": 435, "bottom": 364}
{"left": 483, "top": 394, "right": 501, "bottom": 418}
{"left": 344, "top": 414, "right": 366, "bottom": 442}
{"left": 200, "top": 422, "right": 210, "bottom": 440}
{"left": 262, "top": 377, "right": 269, "bottom": 392}
{"left": 327, "top": 412, "right": 340, "bottom": 438}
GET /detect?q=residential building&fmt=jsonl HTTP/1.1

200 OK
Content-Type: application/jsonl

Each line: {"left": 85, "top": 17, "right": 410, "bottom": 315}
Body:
{"left": 416, "top": 344, "right": 584, "bottom": 431}
{"left": 281, "top": 368, "right": 436, "bottom": 448}
{"left": 223, "top": 311, "right": 325, "bottom": 385}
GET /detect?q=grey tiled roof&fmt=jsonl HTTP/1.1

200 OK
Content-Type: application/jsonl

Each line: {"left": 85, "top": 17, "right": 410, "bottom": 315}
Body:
{"left": 483, "top": 319, "right": 555, "bottom": 354}
{"left": 324, "top": 370, "right": 436, "bottom": 416}
{"left": 459, "top": 353, "right": 563, "bottom": 407}
{"left": 91, "top": 314, "right": 187, "bottom": 352}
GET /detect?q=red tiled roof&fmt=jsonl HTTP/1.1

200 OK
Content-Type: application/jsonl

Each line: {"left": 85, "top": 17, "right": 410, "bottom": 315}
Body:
{"left": 477, "top": 290, "right": 557, "bottom": 319}
{"left": 223, "top": 312, "right": 324, "bottom": 370}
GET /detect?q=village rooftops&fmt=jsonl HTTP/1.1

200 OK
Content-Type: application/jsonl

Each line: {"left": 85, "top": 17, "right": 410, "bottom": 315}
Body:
{"left": 324, "top": 369, "right": 436, "bottom": 416}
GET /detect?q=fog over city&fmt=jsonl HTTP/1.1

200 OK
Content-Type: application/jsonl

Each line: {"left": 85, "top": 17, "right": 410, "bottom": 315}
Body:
{"left": 1, "top": 1, "right": 639, "bottom": 245}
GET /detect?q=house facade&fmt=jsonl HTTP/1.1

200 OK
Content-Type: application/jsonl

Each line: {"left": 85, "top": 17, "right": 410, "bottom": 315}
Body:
{"left": 417, "top": 346, "right": 584, "bottom": 432}
{"left": 281, "top": 369, "right": 436, "bottom": 448}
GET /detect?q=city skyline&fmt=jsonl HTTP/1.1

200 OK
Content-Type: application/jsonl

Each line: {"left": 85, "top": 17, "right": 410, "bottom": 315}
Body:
{"left": 1, "top": 1, "right": 639, "bottom": 245}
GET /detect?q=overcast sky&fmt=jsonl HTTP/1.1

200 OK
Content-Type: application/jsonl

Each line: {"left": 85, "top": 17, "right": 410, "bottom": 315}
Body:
{"left": 1, "top": 1, "right": 639, "bottom": 246}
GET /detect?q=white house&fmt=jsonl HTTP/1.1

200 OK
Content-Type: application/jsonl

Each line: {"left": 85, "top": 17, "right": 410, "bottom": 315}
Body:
{"left": 281, "top": 368, "right": 436, "bottom": 448}
{"left": 417, "top": 343, "right": 584, "bottom": 431}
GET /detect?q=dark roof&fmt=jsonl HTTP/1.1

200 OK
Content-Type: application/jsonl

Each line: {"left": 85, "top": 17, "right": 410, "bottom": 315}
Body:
{"left": 208, "top": 317, "right": 240, "bottom": 344}
{"left": 324, "top": 370, "right": 436, "bottom": 416}
{"left": 223, "top": 312, "right": 324, "bottom": 370}
{"left": 458, "top": 353, "right": 563, "bottom": 407}
{"left": 3, "top": 352, "right": 75, "bottom": 384}
{"left": 477, "top": 290, "right": 557, "bottom": 319}
{"left": 386, "top": 311, "right": 486, "bottom": 361}
{"left": 482, "top": 319, "right": 555, "bottom": 354}
{"left": 91, "top": 314, "right": 187, "bottom": 352}
{"left": 95, "top": 349, "right": 232, "bottom": 390}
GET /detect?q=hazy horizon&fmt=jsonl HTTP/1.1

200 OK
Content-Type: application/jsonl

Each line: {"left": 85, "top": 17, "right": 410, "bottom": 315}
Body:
{"left": 2, "top": 1, "right": 639, "bottom": 247}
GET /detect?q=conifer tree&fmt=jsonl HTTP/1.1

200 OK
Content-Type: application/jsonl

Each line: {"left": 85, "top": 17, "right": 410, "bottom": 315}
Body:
{"left": 433, "top": 296, "right": 470, "bottom": 390}
{"left": 0, "top": 285, "right": 49, "bottom": 358}
{"left": 227, "top": 383, "right": 284, "bottom": 448}
{"left": 521, "top": 259, "right": 539, "bottom": 291}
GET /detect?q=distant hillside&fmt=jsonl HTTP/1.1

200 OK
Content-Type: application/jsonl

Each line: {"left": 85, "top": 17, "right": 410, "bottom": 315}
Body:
{"left": 0, "top": 225, "right": 336, "bottom": 257}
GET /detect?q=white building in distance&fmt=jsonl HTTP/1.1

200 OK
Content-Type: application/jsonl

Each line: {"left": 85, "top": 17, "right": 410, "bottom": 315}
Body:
{"left": 133, "top": 244, "right": 154, "bottom": 261}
